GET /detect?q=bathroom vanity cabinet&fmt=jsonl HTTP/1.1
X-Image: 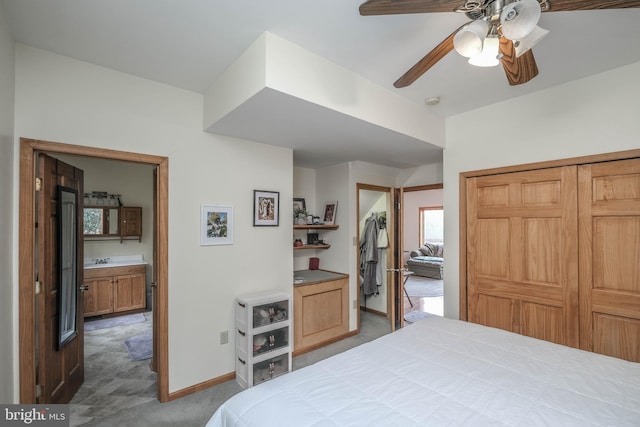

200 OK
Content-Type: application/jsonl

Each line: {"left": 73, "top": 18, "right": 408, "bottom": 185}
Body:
{"left": 235, "top": 290, "right": 292, "bottom": 388}
{"left": 83, "top": 264, "right": 146, "bottom": 317}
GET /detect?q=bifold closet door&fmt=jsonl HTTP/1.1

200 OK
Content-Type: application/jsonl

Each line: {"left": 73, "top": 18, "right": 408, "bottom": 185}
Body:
{"left": 578, "top": 158, "right": 640, "bottom": 362}
{"left": 466, "top": 166, "right": 579, "bottom": 348}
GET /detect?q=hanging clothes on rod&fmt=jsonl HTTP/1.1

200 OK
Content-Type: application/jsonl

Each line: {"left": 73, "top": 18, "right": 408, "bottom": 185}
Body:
{"left": 360, "top": 212, "right": 380, "bottom": 296}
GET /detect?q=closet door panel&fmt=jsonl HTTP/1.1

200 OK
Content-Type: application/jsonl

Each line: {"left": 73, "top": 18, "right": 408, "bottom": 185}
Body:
{"left": 593, "top": 314, "right": 640, "bottom": 362}
{"left": 579, "top": 158, "right": 640, "bottom": 362}
{"left": 467, "top": 167, "right": 579, "bottom": 347}
{"left": 522, "top": 302, "right": 564, "bottom": 344}
{"left": 475, "top": 294, "right": 514, "bottom": 332}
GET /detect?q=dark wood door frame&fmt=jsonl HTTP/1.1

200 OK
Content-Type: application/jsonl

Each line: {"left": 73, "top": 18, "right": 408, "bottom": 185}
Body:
{"left": 19, "top": 138, "right": 170, "bottom": 403}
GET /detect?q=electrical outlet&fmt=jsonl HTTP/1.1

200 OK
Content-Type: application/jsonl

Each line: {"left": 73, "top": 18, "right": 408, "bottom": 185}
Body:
{"left": 220, "top": 330, "right": 229, "bottom": 344}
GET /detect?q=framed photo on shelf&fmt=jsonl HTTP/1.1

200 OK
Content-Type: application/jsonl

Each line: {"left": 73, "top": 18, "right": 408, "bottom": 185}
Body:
{"left": 254, "top": 190, "right": 279, "bottom": 226}
{"left": 201, "top": 204, "right": 233, "bottom": 246}
{"left": 293, "top": 198, "right": 306, "bottom": 213}
{"left": 322, "top": 201, "right": 338, "bottom": 225}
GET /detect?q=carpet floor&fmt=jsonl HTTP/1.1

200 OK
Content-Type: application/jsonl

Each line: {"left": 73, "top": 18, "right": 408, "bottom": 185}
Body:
{"left": 70, "top": 310, "right": 391, "bottom": 427}
{"left": 404, "top": 276, "right": 443, "bottom": 297}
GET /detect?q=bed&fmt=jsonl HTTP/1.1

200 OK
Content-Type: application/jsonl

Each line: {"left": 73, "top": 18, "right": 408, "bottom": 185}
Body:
{"left": 207, "top": 316, "right": 640, "bottom": 426}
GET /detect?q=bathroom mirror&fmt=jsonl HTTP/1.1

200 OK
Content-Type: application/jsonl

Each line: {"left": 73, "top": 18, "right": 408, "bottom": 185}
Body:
{"left": 83, "top": 207, "right": 119, "bottom": 236}
{"left": 57, "top": 186, "right": 79, "bottom": 349}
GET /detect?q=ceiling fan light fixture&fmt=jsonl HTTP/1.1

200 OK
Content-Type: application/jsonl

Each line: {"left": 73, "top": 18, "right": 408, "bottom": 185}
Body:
{"left": 453, "top": 19, "right": 489, "bottom": 58}
{"left": 468, "top": 36, "right": 500, "bottom": 67}
{"left": 514, "top": 25, "right": 549, "bottom": 57}
{"left": 500, "top": 0, "right": 542, "bottom": 40}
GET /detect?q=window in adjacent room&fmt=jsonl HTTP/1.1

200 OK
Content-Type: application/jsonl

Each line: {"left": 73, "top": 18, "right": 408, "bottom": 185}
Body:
{"left": 419, "top": 206, "right": 443, "bottom": 245}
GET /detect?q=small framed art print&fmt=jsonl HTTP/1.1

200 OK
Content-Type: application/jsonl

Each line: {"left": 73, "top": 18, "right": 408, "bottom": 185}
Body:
{"left": 254, "top": 190, "right": 279, "bottom": 226}
{"left": 201, "top": 204, "right": 233, "bottom": 245}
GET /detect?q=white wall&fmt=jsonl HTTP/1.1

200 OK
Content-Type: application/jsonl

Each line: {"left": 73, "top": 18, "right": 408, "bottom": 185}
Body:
{"left": 443, "top": 61, "right": 640, "bottom": 320}
{"left": 12, "top": 45, "right": 294, "bottom": 394}
{"left": 0, "top": 3, "right": 15, "bottom": 403}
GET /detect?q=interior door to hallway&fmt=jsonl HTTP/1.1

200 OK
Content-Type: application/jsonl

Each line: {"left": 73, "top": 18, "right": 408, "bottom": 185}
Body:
{"left": 36, "top": 152, "right": 84, "bottom": 403}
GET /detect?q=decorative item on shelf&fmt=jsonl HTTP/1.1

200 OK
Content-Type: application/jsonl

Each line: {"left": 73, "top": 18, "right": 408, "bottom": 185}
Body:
{"left": 306, "top": 214, "right": 313, "bottom": 225}
{"left": 322, "top": 201, "right": 338, "bottom": 225}
{"left": 306, "top": 233, "right": 319, "bottom": 245}
{"left": 294, "top": 239, "right": 303, "bottom": 247}
{"left": 293, "top": 198, "right": 306, "bottom": 222}
{"left": 313, "top": 216, "right": 320, "bottom": 225}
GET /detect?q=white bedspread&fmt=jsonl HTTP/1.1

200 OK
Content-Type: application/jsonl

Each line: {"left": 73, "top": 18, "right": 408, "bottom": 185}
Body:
{"left": 207, "top": 316, "right": 640, "bottom": 426}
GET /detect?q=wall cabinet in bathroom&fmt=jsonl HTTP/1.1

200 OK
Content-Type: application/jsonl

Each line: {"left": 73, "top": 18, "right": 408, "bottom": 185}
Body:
{"left": 83, "top": 206, "right": 142, "bottom": 242}
{"left": 83, "top": 264, "right": 146, "bottom": 317}
{"left": 120, "top": 206, "right": 142, "bottom": 242}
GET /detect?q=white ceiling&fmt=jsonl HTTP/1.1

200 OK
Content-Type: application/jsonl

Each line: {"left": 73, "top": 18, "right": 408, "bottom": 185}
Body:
{"left": 4, "top": 0, "right": 640, "bottom": 168}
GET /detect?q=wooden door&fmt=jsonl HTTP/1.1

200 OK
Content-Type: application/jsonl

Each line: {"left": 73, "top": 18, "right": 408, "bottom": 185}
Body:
{"left": 151, "top": 166, "right": 158, "bottom": 371}
{"left": 578, "top": 158, "right": 640, "bottom": 362}
{"left": 393, "top": 187, "right": 404, "bottom": 328}
{"left": 466, "top": 166, "right": 579, "bottom": 347}
{"left": 36, "top": 153, "right": 84, "bottom": 403}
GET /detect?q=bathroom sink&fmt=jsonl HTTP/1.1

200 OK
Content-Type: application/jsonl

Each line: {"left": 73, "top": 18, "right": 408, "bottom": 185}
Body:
{"left": 83, "top": 255, "right": 147, "bottom": 269}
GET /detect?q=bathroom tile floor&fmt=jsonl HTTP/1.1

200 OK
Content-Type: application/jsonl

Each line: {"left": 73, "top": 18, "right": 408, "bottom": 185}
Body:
{"left": 70, "top": 311, "right": 156, "bottom": 426}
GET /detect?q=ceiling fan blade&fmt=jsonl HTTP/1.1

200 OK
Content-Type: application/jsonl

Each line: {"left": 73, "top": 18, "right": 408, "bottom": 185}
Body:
{"left": 394, "top": 24, "right": 467, "bottom": 88}
{"left": 499, "top": 37, "right": 539, "bottom": 86}
{"left": 360, "top": 0, "right": 464, "bottom": 15}
{"left": 544, "top": 0, "right": 640, "bottom": 12}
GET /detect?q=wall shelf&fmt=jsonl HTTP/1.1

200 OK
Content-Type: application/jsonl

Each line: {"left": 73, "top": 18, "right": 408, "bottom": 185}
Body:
{"left": 293, "top": 224, "right": 339, "bottom": 230}
{"left": 294, "top": 244, "right": 331, "bottom": 250}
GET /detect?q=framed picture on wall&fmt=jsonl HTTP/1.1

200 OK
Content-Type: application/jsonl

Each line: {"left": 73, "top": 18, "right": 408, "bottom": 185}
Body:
{"left": 201, "top": 204, "right": 233, "bottom": 245}
{"left": 254, "top": 190, "right": 279, "bottom": 226}
{"left": 322, "top": 201, "right": 338, "bottom": 225}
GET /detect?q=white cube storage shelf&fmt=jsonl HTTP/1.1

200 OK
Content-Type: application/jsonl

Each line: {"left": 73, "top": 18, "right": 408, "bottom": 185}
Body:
{"left": 235, "top": 290, "right": 292, "bottom": 388}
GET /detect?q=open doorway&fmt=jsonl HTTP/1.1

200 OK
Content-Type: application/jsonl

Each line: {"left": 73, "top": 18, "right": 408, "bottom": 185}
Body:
{"left": 54, "top": 154, "right": 158, "bottom": 417}
{"left": 401, "top": 184, "right": 444, "bottom": 323}
{"left": 18, "top": 138, "right": 169, "bottom": 404}
{"left": 356, "top": 184, "right": 397, "bottom": 332}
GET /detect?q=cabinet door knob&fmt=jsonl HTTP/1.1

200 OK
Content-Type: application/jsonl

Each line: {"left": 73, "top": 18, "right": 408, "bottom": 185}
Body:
{"left": 79, "top": 285, "right": 90, "bottom": 292}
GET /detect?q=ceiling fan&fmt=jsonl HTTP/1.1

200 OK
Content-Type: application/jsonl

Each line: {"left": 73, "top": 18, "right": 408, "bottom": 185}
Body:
{"left": 359, "top": 0, "right": 640, "bottom": 87}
